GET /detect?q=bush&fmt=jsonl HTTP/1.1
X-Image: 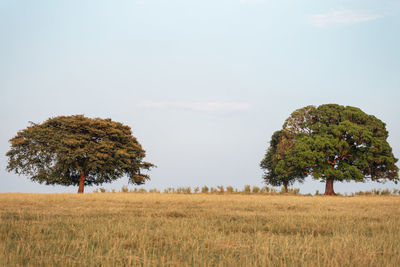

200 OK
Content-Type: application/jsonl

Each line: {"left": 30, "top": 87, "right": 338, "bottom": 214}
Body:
{"left": 381, "top": 189, "right": 390, "bottom": 195}
{"left": 252, "top": 186, "right": 260, "bottom": 194}
{"left": 217, "top": 186, "right": 224, "bottom": 194}
{"left": 99, "top": 188, "right": 106, "bottom": 193}
{"left": 201, "top": 186, "right": 209, "bottom": 193}
{"left": 194, "top": 187, "right": 200, "bottom": 193}
{"left": 243, "top": 185, "right": 251, "bottom": 194}
{"left": 121, "top": 185, "right": 129, "bottom": 193}
{"left": 226, "top": 186, "right": 234, "bottom": 193}
{"left": 260, "top": 186, "right": 270, "bottom": 193}
{"left": 289, "top": 188, "right": 300, "bottom": 195}
{"left": 164, "top": 187, "right": 175, "bottom": 193}
{"left": 149, "top": 188, "right": 160, "bottom": 193}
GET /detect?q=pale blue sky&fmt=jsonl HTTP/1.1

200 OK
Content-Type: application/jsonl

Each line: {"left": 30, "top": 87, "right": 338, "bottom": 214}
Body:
{"left": 1, "top": 0, "right": 399, "bottom": 193}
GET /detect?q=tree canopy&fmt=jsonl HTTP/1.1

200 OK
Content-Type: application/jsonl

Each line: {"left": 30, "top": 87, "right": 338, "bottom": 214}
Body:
{"left": 260, "top": 130, "right": 306, "bottom": 191}
{"left": 6, "top": 115, "right": 154, "bottom": 193}
{"left": 262, "top": 104, "right": 398, "bottom": 195}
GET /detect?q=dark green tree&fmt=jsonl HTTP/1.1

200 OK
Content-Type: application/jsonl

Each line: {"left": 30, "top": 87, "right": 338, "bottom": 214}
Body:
{"left": 6, "top": 115, "right": 154, "bottom": 193}
{"left": 260, "top": 130, "right": 306, "bottom": 191}
{"left": 282, "top": 104, "right": 399, "bottom": 195}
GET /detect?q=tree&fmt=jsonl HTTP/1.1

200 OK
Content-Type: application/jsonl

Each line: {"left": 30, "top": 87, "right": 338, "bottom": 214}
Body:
{"left": 260, "top": 130, "right": 307, "bottom": 191}
{"left": 282, "top": 104, "right": 399, "bottom": 195}
{"left": 6, "top": 115, "right": 154, "bottom": 193}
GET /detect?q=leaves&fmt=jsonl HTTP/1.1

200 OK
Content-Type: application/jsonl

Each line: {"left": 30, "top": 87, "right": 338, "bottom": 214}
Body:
{"left": 6, "top": 115, "right": 154, "bottom": 187}
{"left": 262, "top": 104, "right": 399, "bottom": 186}
{"left": 260, "top": 130, "right": 307, "bottom": 187}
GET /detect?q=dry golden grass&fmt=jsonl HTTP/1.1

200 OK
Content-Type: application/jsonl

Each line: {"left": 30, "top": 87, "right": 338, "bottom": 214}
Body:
{"left": 1, "top": 193, "right": 399, "bottom": 266}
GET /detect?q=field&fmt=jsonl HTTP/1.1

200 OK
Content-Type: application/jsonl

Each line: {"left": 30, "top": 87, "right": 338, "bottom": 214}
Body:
{"left": 1, "top": 193, "right": 400, "bottom": 266}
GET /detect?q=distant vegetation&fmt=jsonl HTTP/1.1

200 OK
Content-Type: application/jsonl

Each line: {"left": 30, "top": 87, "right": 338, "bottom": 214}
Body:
{"left": 94, "top": 185, "right": 300, "bottom": 194}
{"left": 93, "top": 185, "right": 400, "bottom": 196}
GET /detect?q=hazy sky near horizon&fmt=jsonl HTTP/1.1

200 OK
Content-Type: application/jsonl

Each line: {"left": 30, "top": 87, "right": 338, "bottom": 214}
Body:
{"left": 1, "top": 0, "right": 399, "bottom": 194}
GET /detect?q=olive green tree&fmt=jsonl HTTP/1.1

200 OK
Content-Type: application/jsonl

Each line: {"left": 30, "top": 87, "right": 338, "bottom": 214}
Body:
{"left": 282, "top": 104, "right": 399, "bottom": 195}
{"left": 260, "top": 130, "right": 306, "bottom": 191}
{"left": 6, "top": 115, "right": 154, "bottom": 193}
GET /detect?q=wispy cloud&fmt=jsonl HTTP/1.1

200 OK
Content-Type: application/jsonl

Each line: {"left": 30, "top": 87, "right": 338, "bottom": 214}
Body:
{"left": 310, "top": 9, "right": 381, "bottom": 27}
{"left": 137, "top": 101, "right": 251, "bottom": 113}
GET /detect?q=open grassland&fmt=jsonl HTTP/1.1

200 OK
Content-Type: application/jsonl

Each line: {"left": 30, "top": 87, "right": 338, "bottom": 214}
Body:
{"left": 1, "top": 193, "right": 400, "bottom": 266}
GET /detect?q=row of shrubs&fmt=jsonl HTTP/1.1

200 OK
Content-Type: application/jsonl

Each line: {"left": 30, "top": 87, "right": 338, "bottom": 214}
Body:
{"left": 354, "top": 188, "right": 400, "bottom": 196}
{"left": 312, "top": 188, "right": 400, "bottom": 196}
{"left": 93, "top": 185, "right": 299, "bottom": 194}
{"left": 93, "top": 185, "right": 400, "bottom": 196}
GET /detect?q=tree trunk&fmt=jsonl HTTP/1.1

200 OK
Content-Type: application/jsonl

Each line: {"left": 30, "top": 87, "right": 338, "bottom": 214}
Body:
{"left": 283, "top": 181, "right": 288, "bottom": 192}
{"left": 324, "top": 178, "right": 336, "bottom": 196}
{"left": 78, "top": 172, "right": 86, "bottom": 194}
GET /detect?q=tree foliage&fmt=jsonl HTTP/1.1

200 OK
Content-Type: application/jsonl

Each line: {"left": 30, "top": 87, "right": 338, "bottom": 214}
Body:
{"left": 260, "top": 130, "right": 306, "bottom": 191}
{"left": 262, "top": 104, "right": 399, "bottom": 195}
{"left": 6, "top": 115, "right": 154, "bottom": 193}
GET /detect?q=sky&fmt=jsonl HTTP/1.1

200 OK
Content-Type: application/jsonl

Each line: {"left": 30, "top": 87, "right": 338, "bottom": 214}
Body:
{"left": 0, "top": 0, "right": 399, "bottom": 194}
